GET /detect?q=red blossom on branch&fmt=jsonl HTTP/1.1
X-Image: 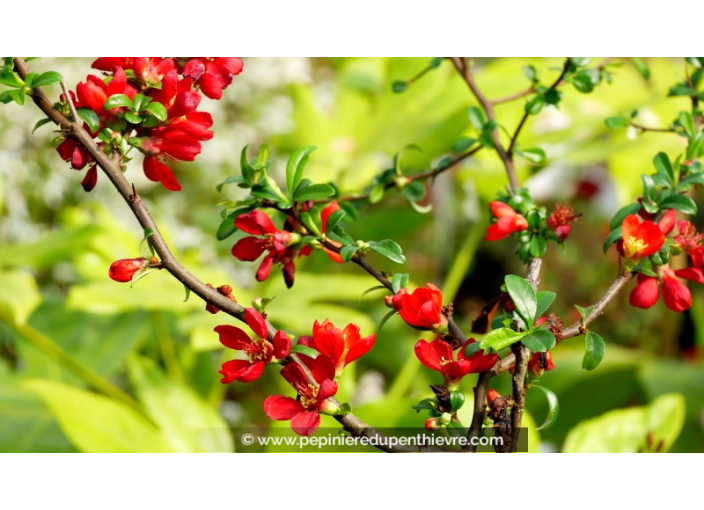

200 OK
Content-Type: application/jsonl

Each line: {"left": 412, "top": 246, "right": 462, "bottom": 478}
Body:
{"left": 547, "top": 202, "right": 579, "bottom": 242}
{"left": 215, "top": 308, "right": 291, "bottom": 383}
{"left": 414, "top": 338, "right": 498, "bottom": 389}
{"left": 263, "top": 354, "right": 338, "bottom": 436}
{"left": 619, "top": 214, "right": 666, "bottom": 261}
{"left": 485, "top": 201, "right": 528, "bottom": 241}
{"left": 298, "top": 319, "right": 375, "bottom": 375}
{"left": 108, "top": 257, "right": 147, "bottom": 282}
{"left": 629, "top": 266, "right": 704, "bottom": 312}
{"left": 397, "top": 283, "right": 447, "bottom": 332}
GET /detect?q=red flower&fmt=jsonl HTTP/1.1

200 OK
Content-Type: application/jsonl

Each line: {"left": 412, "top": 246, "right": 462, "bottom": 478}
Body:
{"left": 485, "top": 202, "right": 528, "bottom": 241}
{"left": 299, "top": 319, "right": 375, "bottom": 375}
{"left": 487, "top": 388, "right": 502, "bottom": 404}
{"left": 183, "top": 57, "right": 244, "bottom": 99}
{"left": 547, "top": 202, "right": 579, "bottom": 242}
{"left": 108, "top": 258, "right": 147, "bottom": 282}
{"left": 629, "top": 266, "right": 704, "bottom": 312}
{"left": 231, "top": 210, "right": 302, "bottom": 287}
{"left": 527, "top": 351, "right": 555, "bottom": 377}
{"left": 673, "top": 220, "right": 704, "bottom": 253}
{"left": 620, "top": 214, "right": 666, "bottom": 261}
{"left": 385, "top": 287, "right": 409, "bottom": 310}
{"left": 215, "top": 308, "right": 290, "bottom": 383}
{"left": 263, "top": 354, "right": 338, "bottom": 436}
{"left": 414, "top": 338, "right": 498, "bottom": 388}
{"left": 140, "top": 129, "right": 203, "bottom": 191}
{"left": 398, "top": 283, "right": 447, "bottom": 332}
{"left": 76, "top": 67, "right": 137, "bottom": 118}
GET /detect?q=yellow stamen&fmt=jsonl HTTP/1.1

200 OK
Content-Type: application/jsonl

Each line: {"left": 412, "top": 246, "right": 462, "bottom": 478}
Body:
{"left": 625, "top": 236, "right": 648, "bottom": 258}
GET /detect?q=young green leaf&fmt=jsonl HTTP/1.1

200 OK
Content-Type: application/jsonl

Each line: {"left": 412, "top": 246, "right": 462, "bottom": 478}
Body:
{"left": 104, "top": 94, "right": 134, "bottom": 110}
{"left": 324, "top": 208, "right": 346, "bottom": 231}
{"left": 535, "top": 291, "right": 556, "bottom": 318}
{"left": 653, "top": 152, "right": 674, "bottom": 185}
{"left": 368, "top": 240, "right": 406, "bottom": 265}
{"left": 32, "top": 71, "right": 62, "bottom": 88}
{"left": 609, "top": 202, "right": 641, "bottom": 230}
{"left": 286, "top": 146, "right": 316, "bottom": 194}
{"left": 290, "top": 344, "right": 319, "bottom": 358}
{"left": 660, "top": 194, "right": 697, "bottom": 215}
{"left": 293, "top": 183, "right": 335, "bottom": 202}
{"left": 327, "top": 226, "right": 355, "bottom": 246}
{"left": 522, "top": 329, "right": 556, "bottom": 352}
{"left": 602, "top": 227, "right": 622, "bottom": 254}
{"left": 340, "top": 245, "right": 359, "bottom": 262}
{"left": 144, "top": 102, "right": 168, "bottom": 122}
{"left": 582, "top": 331, "right": 606, "bottom": 370}
{"left": 505, "top": 274, "right": 537, "bottom": 326}
{"left": 477, "top": 327, "right": 526, "bottom": 352}
{"left": 390, "top": 273, "right": 409, "bottom": 293}
{"left": 533, "top": 385, "right": 559, "bottom": 430}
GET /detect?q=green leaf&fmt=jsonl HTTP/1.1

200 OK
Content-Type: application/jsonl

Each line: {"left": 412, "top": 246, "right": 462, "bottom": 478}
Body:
{"left": 516, "top": 147, "right": 546, "bottom": 164}
{"left": 632, "top": 57, "right": 650, "bottom": 80}
{"left": 583, "top": 331, "right": 606, "bottom": 371}
{"left": 286, "top": 146, "right": 316, "bottom": 195}
{"left": 467, "top": 106, "right": 486, "bottom": 130}
{"left": 32, "top": 118, "right": 52, "bottom": 133}
{"left": 144, "top": 102, "right": 167, "bottom": 122}
{"left": 429, "top": 57, "right": 443, "bottom": 69}
{"left": 124, "top": 112, "right": 143, "bottom": 124}
{"left": 361, "top": 285, "right": 387, "bottom": 298}
{"left": 290, "top": 344, "right": 319, "bottom": 358}
{"left": 477, "top": 327, "right": 526, "bottom": 352}
{"left": 523, "top": 65, "right": 538, "bottom": 81}
{"left": 412, "top": 398, "right": 437, "bottom": 413}
{"left": 533, "top": 385, "right": 559, "bottom": 431}
{"left": 504, "top": 274, "right": 537, "bottom": 326}
{"left": 390, "top": 273, "right": 409, "bottom": 293}
{"left": 324, "top": 207, "right": 346, "bottom": 231}
{"left": 535, "top": 291, "right": 556, "bottom": 318}
{"left": 216, "top": 175, "right": 245, "bottom": 192}
{"left": 574, "top": 304, "right": 595, "bottom": 321}
{"left": 0, "top": 66, "right": 24, "bottom": 87}
{"left": 0, "top": 88, "right": 25, "bottom": 105}
{"left": 602, "top": 227, "right": 622, "bottom": 254}
{"left": 127, "top": 357, "right": 233, "bottom": 452}
{"left": 529, "top": 235, "right": 547, "bottom": 258}
{"left": 392, "top": 81, "right": 407, "bottom": 93}
{"left": 368, "top": 240, "right": 406, "bottom": 265}
{"left": 453, "top": 137, "right": 476, "bottom": 153}
{"left": 76, "top": 108, "right": 100, "bottom": 133}
{"left": 409, "top": 200, "right": 433, "bottom": 214}
{"left": 103, "top": 94, "right": 133, "bottom": 110}
{"left": 293, "top": 183, "right": 335, "bottom": 202}
{"left": 522, "top": 329, "right": 556, "bottom": 352}
{"left": 402, "top": 181, "right": 426, "bottom": 202}
{"left": 605, "top": 116, "right": 628, "bottom": 129}
{"left": 340, "top": 245, "right": 359, "bottom": 262}
{"left": 31, "top": 71, "right": 62, "bottom": 88}
{"left": 609, "top": 202, "right": 641, "bottom": 230}
{"left": 571, "top": 57, "right": 591, "bottom": 67}
{"left": 25, "top": 380, "right": 173, "bottom": 453}
{"left": 183, "top": 286, "right": 191, "bottom": 302}
{"left": 327, "top": 226, "right": 355, "bottom": 246}
{"left": 525, "top": 95, "right": 544, "bottom": 115}
{"left": 300, "top": 209, "right": 322, "bottom": 236}
{"left": 653, "top": 152, "right": 674, "bottom": 185}
{"left": 571, "top": 73, "right": 594, "bottom": 93}
{"left": 660, "top": 194, "right": 697, "bottom": 215}
{"left": 369, "top": 183, "right": 385, "bottom": 204}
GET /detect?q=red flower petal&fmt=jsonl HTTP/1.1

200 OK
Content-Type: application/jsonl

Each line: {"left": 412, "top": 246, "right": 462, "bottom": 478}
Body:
{"left": 263, "top": 395, "right": 305, "bottom": 420}
{"left": 629, "top": 275, "right": 659, "bottom": 309}
{"left": 234, "top": 210, "right": 277, "bottom": 235}
{"left": 290, "top": 411, "right": 320, "bottom": 436}
{"left": 214, "top": 325, "right": 252, "bottom": 350}
{"left": 272, "top": 330, "right": 291, "bottom": 359}
{"left": 255, "top": 253, "right": 275, "bottom": 282}
{"left": 231, "top": 236, "right": 267, "bottom": 261}
{"left": 674, "top": 267, "right": 704, "bottom": 284}
{"left": 662, "top": 273, "right": 691, "bottom": 312}
{"left": 321, "top": 202, "right": 340, "bottom": 232}
{"left": 346, "top": 333, "right": 376, "bottom": 365}
{"left": 219, "top": 359, "right": 263, "bottom": 384}
{"left": 658, "top": 209, "right": 677, "bottom": 234}
{"left": 309, "top": 354, "right": 336, "bottom": 384}
{"left": 245, "top": 308, "right": 268, "bottom": 339}
{"left": 414, "top": 339, "right": 443, "bottom": 372}
{"left": 317, "top": 378, "right": 338, "bottom": 401}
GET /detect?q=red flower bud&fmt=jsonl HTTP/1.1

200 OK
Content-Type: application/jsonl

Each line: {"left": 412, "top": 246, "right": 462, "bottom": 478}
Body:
{"left": 487, "top": 388, "right": 501, "bottom": 404}
{"left": 108, "top": 258, "right": 147, "bottom": 282}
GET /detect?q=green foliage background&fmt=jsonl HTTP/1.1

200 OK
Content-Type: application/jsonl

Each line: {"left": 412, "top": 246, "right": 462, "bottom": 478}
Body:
{"left": 0, "top": 57, "right": 700, "bottom": 452}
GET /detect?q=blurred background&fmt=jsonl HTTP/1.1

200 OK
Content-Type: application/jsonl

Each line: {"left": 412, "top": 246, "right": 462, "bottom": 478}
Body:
{"left": 0, "top": 57, "right": 701, "bottom": 452}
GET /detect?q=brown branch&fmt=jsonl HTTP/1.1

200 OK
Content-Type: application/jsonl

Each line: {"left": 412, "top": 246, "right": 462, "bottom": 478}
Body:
{"left": 324, "top": 145, "right": 482, "bottom": 204}
{"left": 629, "top": 122, "right": 676, "bottom": 134}
{"left": 507, "top": 58, "right": 572, "bottom": 156}
{"left": 449, "top": 57, "right": 520, "bottom": 191}
{"left": 465, "top": 371, "right": 490, "bottom": 452}
{"left": 509, "top": 342, "right": 529, "bottom": 452}
{"left": 492, "top": 86, "right": 537, "bottom": 106}
{"left": 14, "top": 57, "right": 436, "bottom": 454}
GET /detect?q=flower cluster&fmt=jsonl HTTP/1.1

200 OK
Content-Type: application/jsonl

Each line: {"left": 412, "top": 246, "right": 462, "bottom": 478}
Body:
{"left": 264, "top": 319, "right": 375, "bottom": 435}
{"left": 215, "top": 308, "right": 291, "bottom": 383}
{"left": 231, "top": 202, "right": 342, "bottom": 288}
{"left": 629, "top": 218, "right": 704, "bottom": 312}
{"left": 56, "top": 57, "right": 242, "bottom": 191}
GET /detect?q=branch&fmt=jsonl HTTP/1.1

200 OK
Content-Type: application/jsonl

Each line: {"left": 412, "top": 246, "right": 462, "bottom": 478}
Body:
{"left": 629, "top": 121, "right": 677, "bottom": 134}
{"left": 14, "top": 57, "right": 435, "bottom": 453}
{"left": 324, "top": 145, "right": 482, "bottom": 204}
{"left": 507, "top": 58, "right": 572, "bottom": 156}
{"left": 465, "top": 371, "right": 490, "bottom": 452}
{"left": 449, "top": 57, "right": 520, "bottom": 191}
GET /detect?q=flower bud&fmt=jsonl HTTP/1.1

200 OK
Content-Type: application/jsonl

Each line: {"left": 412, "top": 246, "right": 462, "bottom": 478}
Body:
{"left": 109, "top": 258, "right": 147, "bottom": 282}
{"left": 487, "top": 388, "right": 501, "bottom": 404}
{"left": 425, "top": 417, "right": 441, "bottom": 431}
